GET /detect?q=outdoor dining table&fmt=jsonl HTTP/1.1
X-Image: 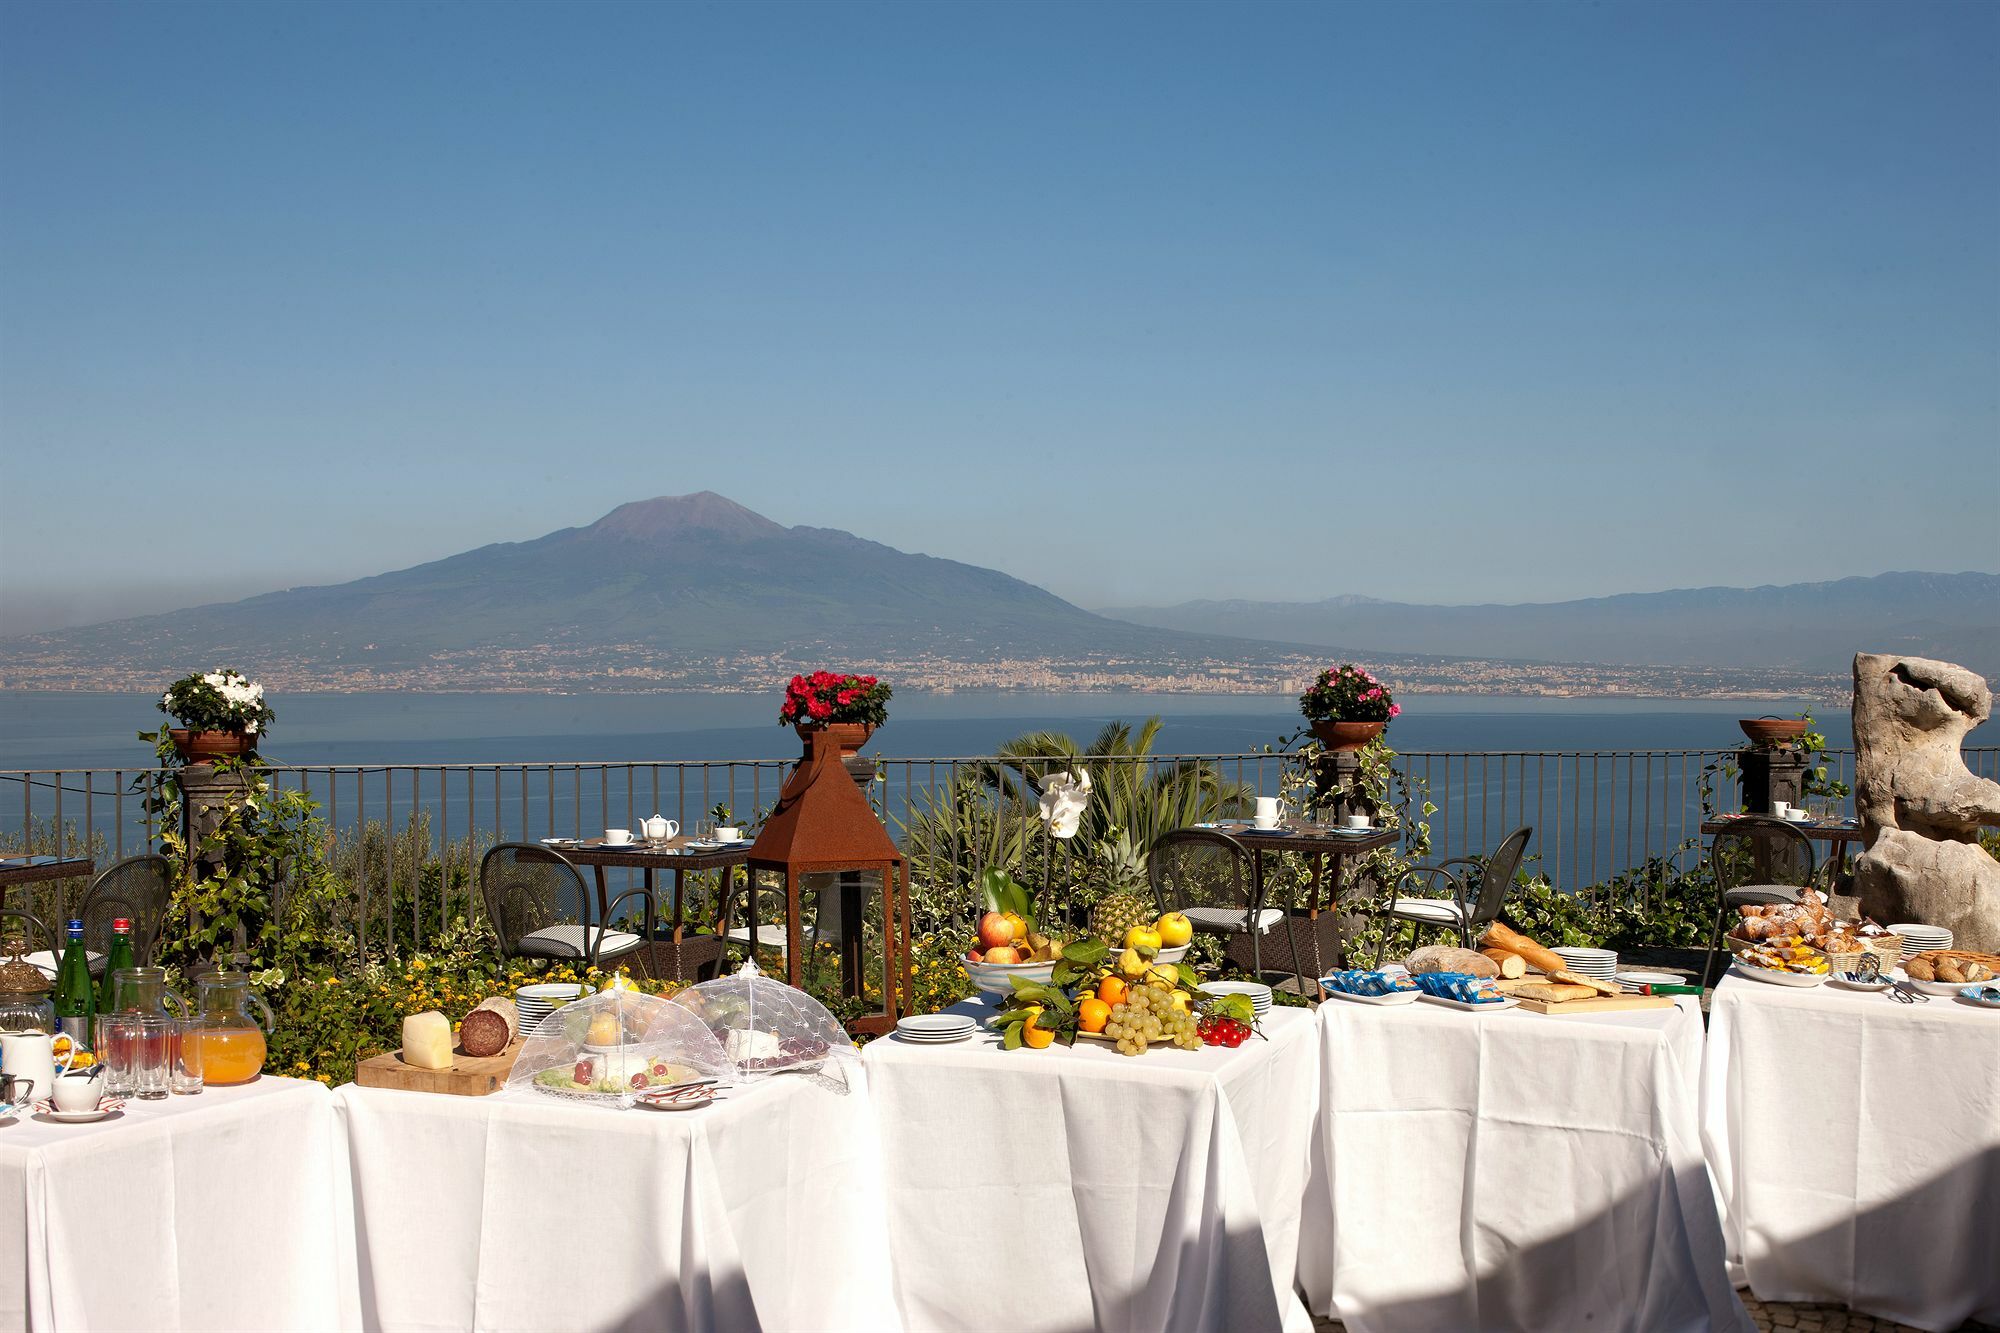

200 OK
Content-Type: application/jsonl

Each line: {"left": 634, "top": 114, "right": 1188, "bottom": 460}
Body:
{"left": 0, "top": 855, "right": 93, "bottom": 891}
{"left": 1700, "top": 815, "right": 1867, "bottom": 881}
{"left": 1205, "top": 820, "right": 1399, "bottom": 975}
{"left": 555, "top": 836, "right": 753, "bottom": 979}
{"left": 333, "top": 1066, "right": 898, "bottom": 1332}
{"left": 1301, "top": 993, "right": 1750, "bottom": 1333}
{"left": 0, "top": 1076, "right": 352, "bottom": 1331}
{"left": 1700, "top": 971, "right": 2000, "bottom": 1332}
{"left": 863, "top": 1000, "right": 1321, "bottom": 1333}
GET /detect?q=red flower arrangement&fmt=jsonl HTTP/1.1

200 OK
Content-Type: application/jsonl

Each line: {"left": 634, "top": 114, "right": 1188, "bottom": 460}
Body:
{"left": 1299, "top": 663, "right": 1400, "bottom": 724}
{"left": 778, "top": 671, "right": 893, "bottom": 728}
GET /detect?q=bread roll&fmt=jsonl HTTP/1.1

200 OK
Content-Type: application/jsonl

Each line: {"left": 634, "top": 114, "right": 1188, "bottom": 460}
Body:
{"left": 1480, "top": 948, "right": 1527, "bottom": 979}
{"left": 1406, "top": 945, "right": 1500, "bottom": 978}
{"left": 1907, "top": 958, "right": 1936, "bottom": 981}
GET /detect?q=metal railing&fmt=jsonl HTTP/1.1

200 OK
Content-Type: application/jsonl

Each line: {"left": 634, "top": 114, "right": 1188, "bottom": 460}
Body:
{"left": 6, "top": 748, "right": 1996, "bottom": 952}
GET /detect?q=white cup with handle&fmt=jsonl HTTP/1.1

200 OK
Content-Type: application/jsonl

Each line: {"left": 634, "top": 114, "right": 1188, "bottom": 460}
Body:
{"left": 1253, "top": 796, "right": 1283, "bottom": 830}
{"left": 603, "top": 828, "right": 633, "bottom": 846}
{"left": 0, "top": 1030, "right": 70, "bottom": 1108}
{"left": 52, "top": 1064, "right": 106, "bottom": 1113}
{"left": 713, "top": 826, "right": 742, "bottom": 843}
{"left": 1343, "top": 814, "right": 1371, "bottom": 830}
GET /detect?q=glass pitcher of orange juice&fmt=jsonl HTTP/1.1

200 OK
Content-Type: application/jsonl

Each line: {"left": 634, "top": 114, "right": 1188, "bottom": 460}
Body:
{"left": 191, "top": 970, "right": 274, "bottom": 1086}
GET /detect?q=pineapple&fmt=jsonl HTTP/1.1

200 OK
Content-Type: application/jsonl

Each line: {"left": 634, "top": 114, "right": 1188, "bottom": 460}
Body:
{"left": 1089, "top": 891, "right": 1153, "bottom": 946}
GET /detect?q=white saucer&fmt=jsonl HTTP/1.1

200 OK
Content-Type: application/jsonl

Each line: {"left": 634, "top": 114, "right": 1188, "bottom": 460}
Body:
{"left": 34, "top": 1101, "right": 124, "bottom": 1123}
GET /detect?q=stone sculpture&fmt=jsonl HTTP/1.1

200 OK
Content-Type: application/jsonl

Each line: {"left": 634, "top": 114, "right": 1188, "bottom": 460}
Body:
{"left": 1850, "top": 653, "right": 2000, "bottom": 952}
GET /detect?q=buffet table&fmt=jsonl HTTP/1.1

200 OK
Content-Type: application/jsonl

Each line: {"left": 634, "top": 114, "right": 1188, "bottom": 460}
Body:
{"left": 1301, "top": 996, "right": 1748, "bottom": 1333}
{"left": 0, "top": 1077, "right": 350, "bottom": 1331}
{"left": 1701, "top": 973, "right": 2000, "bottom": 1332}
{"left": 334, "top": 1069, "right": 898, "bottom": 1332}
{"left": 862, "top": 1002, "right": 1320, "bottom": 1333}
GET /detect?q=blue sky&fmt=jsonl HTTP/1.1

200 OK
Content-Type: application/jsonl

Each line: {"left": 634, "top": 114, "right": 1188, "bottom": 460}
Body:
{"left": 2, "top": 0, "right": 1994, "bottom": 631}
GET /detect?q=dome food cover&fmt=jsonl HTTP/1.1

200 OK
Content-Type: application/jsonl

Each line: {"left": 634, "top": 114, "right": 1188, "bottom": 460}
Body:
{"left": 505, "top": 987, "right": 731, "bottom": 1109}
{"left": 673, "top": 960, "right": 858, "bottom": 1090}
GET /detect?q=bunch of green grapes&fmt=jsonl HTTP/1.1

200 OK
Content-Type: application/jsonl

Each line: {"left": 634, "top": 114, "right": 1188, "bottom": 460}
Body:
{"left": 1104, "top": 985, "right": 1204, "bottom": 1056}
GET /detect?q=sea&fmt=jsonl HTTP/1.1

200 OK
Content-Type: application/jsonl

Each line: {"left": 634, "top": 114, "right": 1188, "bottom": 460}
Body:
{"left": 6, "top": 689, "right": 1987, "bottom": 887}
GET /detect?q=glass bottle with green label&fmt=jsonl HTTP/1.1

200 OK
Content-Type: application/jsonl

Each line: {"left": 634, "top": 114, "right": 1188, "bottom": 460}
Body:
{"left": 51, "top": 918, "right": 96, "bottom": 1048}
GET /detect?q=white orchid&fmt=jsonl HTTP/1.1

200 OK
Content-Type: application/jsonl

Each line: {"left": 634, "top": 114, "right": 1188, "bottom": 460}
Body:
{"left": 1037, "top": 769, "right": 1092, "bottom": 841}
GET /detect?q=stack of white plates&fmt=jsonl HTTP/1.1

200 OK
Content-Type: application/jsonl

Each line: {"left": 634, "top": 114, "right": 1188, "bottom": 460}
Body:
{"left": 1887, "top": 924, "right": 1952, "bottom": 960}
{"left": 1197, "top": 980, "right": 1272, "bottom": 1018}
{"left": 894, "top": 1013, "right": 977, "bottom": 1044}
{"left": 1553, "top": 947, "right": 1618, "bottom": 982}
{"left": 514, "top": 982, "right": 585, "bottom": 1039}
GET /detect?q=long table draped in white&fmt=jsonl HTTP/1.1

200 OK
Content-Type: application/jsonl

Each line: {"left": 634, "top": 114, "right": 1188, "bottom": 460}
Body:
{"left": 1700, "top": 974, "right": 2000, "bottom": 1332}
{"left": 862, "top": 1003, "right": 1320, "bottom": 1333}
{"left": 1301, "top": 996, "right": 1749, "bottom": 1333}
{"left": 334, "top": 1070, "right": 898, "bottom": 1332}
{"left": 0, "top": 1076, "right": 352, "bottom": 1332}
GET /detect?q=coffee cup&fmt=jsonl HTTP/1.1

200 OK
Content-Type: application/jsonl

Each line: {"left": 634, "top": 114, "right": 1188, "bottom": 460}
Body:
{"left": 714, "top": 826, "right": 742, "bottom": 842}
{"left": 1343, "top": 814, "right": 1371, "bottom": 830}
{"left": 1771, "top": 803, "right": 1793, "bottom": 820}
{"left": 52, "top": 1065, "right": 105, "bottom": 1113}
{"left": 604, "top": 828, "right": 633, "bottom": 846}
{"left": 1253, "top": 796, "right": 1283, "bottom": 829}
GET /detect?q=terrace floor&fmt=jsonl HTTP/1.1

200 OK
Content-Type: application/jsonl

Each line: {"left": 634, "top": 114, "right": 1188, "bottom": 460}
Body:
{"left": 1318, "top": 1301, "right": 1998, "bottom": 1332}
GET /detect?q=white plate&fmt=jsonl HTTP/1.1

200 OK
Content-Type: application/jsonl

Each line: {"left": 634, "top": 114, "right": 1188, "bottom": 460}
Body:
{"left": 1828, "top": 972, "right": 1893, "bottom": 992}
{"left": 635, "top": 1093, "right": 715, "bottom": 1112}
{"left": 1729, "top": 961, "right": 1829, "bottom": 989}
{"left": 1416, "top": 993, "right": 1519, "bottom": 1013}
{"left": 893, "top": 1031, "right": 976, "bottom": 1043}
{"left": 1197, "top": 981, "right": 1273, "bottom": 1004}
{"left": 897, "top": 1014, "right": 977, "bottom": 1038}
{"left": 1318, "top": 986, "right": 1419, "bottom": 1006}
{"left": 1615, "top": 969, "right": 1682, "bottom": 987}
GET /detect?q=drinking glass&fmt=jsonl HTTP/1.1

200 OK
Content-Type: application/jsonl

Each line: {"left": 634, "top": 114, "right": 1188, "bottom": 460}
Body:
{"left": 171, "top": 1018, "right": 205, "bottom": 1095}
{"left": 97, "top": 1014, "right": 140, "bottom": 1097}
{"left": 131, "top": 1014, "right": 173, "bottom": 1100}
{"left": 696, "top": 819, "right": 716, "bottom": 841}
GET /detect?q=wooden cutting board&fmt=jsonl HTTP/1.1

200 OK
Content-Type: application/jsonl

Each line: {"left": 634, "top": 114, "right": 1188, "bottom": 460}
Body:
{"left": 1513, "top": 993, "right": 1676, "bottom": 1015}
{"left": 355, "top": 1039, "right": 523, "bottom": 1096}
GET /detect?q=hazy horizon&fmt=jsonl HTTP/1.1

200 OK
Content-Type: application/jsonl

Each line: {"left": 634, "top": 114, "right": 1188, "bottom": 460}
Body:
{"left": 3, "top": 0, "right": 1996, "bottom": 633}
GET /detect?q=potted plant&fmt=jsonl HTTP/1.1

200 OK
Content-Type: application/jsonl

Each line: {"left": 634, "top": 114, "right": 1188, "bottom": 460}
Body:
{"left": 777, "top": 671, "right": 892, "bottom": 757}
{"left": 1737, "top": 715, "right": 1809, "bottom": 747}
{"left": 156, "top": 669, "right": 273, "bottom": 763}
{"left": 1299, "top": 663, "right": 1400, "bottom": 751}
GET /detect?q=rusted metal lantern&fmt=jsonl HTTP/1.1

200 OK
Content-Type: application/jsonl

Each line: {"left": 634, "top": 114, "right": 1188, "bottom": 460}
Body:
{"left": 743, "top": 731, "right": 910, "bottom": 1035}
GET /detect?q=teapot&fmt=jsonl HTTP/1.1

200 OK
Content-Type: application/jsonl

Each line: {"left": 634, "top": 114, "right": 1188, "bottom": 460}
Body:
{"left": 640, "top": 815, "right": 678, "bottom": 842}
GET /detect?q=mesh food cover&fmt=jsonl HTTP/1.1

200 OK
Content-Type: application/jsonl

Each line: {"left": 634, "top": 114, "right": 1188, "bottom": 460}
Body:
{"left": 505, "top": 986, "right": 731, "bottom": 1109}
{"left": 672, "top": 960, "right": 858, "bottom": 1091}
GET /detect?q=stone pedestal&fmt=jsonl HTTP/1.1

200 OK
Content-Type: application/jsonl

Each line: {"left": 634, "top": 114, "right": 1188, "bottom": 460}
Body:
{"left": 1312, "top": 750, "right": 1376, "bottom": 822}
{"left": 175, "top": 763, "right": 254, "bottom": 955}
{"left": 1738, "top": 747, "right": 1808, "bottom": 815}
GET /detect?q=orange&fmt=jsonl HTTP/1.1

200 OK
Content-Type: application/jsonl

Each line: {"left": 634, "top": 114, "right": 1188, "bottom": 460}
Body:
{"left": 1022, "top": 1014, "right": 1056, "bottom": 1049}
{"left": 1097, "top": 976, "right": 1129, "bottom": 1006}
{"left": 1078, "top": 997, "right": 1111, "bottom": 1033}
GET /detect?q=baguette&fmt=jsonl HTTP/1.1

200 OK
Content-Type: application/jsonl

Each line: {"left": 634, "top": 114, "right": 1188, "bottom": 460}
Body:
{"left": 1478, "top": 922, "right": 1621, "bottom": 995}
{"left": 1480, "top": 947, "right": 1527, "bottom": 979}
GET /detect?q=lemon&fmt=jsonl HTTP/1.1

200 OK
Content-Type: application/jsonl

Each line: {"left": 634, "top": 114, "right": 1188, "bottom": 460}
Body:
{"left": 1117, "top": 948, "right": 1148, "bottom": 978}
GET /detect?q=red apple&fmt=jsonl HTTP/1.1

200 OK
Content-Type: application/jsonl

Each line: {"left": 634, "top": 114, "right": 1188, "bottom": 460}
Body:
{"left": 966, "top": 948, "right": 984, "bottom": 963}
{"left": 983, "top": 945, "right": 1022, "bottom": 965}
{"left": 977, "top": 911, "right": 1015, "bottom": 951}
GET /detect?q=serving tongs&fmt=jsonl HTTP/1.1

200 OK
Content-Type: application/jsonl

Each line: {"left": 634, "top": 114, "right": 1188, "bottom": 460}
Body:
{"left": 635, "top": 1077, "right": 722, "bottom": 1103}
{"left": 1888, "top": 979, "right": 1930, "bottom": 1004}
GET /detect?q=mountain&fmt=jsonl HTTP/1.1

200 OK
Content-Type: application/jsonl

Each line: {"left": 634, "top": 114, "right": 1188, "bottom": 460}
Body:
{"left": 1098, "top": 572, "right": 2000, "bottom": 679}
{"left": 0, "top": 493, "right": 1303, "bottom": 684}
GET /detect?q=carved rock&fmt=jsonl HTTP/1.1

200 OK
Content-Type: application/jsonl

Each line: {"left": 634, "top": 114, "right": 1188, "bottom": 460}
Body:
{"left": 1850, "top": 653, "right": 2000, "bottom": 951}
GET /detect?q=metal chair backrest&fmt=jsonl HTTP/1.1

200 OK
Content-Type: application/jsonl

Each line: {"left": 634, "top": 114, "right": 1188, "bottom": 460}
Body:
{"left": 1470, "top": 827, "right": 1534, "bottom": 929}
{"left": 81, "top": 855, "right": 174, "bottom": 965}
{"left": 1147, "top": 828, "right": 1253, "bottom": 917}
{"left": 479, "top": 844, "right": 590, "bottom": 956}
{"left": 1710, "top": 817, "right": 1816, "bottom": 893}
{"left": 0, "top": 909, "right": 54, "bottom": 957}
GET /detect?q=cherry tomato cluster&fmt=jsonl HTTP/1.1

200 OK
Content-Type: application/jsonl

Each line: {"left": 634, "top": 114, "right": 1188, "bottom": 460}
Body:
{"left": 1197, "top": 1015, "right": 1252, "bottom": 1048}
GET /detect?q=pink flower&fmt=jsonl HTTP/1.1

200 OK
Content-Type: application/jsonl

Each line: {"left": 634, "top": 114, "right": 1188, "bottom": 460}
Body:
{"left": 1389, "top": 704, "right": 1402, "bottom": 718}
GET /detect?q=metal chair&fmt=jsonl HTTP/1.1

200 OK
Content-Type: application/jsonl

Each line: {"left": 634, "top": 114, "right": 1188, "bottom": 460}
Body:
{"left": 1147, "top": 829, "right": 1297, "bottom": 984}
{"left": 1376, "top": 827, "right": 1533, "bottom": 958}
{"left": 1701, "top": 816, "right": 1816, "bottom": 990}
{"left": 79, "top": 854, "right": 175, "bottom": 973}
{"left": 479, "top": 844, "right": 654, "bottom": 971}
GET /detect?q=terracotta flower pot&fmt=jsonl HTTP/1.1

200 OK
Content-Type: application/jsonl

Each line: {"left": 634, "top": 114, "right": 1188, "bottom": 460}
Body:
{"left": 168, "top": 729, "right": 256, "bottom": 763}
{"left": 1309, "top": 720, "right": 1386, "bottom": 752}
{"left": 794, "top": 722, "right": 876, "bottom": 757}
{"left": 1738, "top": 718, "right": 1808, "bottom": 747}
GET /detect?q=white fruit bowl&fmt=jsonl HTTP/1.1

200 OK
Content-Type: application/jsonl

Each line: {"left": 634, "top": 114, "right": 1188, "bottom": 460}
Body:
{"left": 965, "top": 958, "right": 1059, "bottom": 1002}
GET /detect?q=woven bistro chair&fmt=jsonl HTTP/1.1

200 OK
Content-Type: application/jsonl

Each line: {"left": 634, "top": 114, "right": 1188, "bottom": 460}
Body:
{"left": 479, "top": 844, "right": 654, "bottom": 972}
{"left": 1701, "top": 816, "right": 1817, "bottom": 991}
{"left": 1376, "top": 826, "right": 1532, "bottom": 959}
{"left": 77, "top": 854, "right": 175, "bottom": 974}
{"left": 1146, "top": 829, "right": 1302, "bottom": 985}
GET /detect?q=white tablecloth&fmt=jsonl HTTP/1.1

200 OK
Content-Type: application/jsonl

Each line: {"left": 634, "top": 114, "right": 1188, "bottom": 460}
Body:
{"left": 0, "top": 1076, "right": 351, "bottom": 1331}
{"left": 1700, "top": 974, "right": 2000, "bottom": 1331}
{"left": 334, "top": 1066, "right": 898, "bottom": 1332}
{"left": 862, "top": 1002, "right": 1321, "bottom": 1333}
{"left": 1301, "top": 995, "right": 1747, "bottom": 1333}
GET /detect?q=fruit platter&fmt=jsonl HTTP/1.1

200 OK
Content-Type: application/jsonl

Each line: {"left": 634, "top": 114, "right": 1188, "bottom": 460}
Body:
{"left": 965, "top": 869, "right": 1194, "bottom": 1002}
{"left": 965, "top": 869, "right": 1262, "bottom": 1057}
{"left": 668, "top": 958, "right": 859, "bottom": 1086}
{"left": 504, "top": 988, "right": 732, "bottom": 1110}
